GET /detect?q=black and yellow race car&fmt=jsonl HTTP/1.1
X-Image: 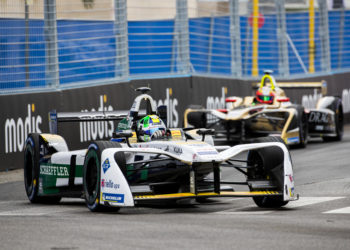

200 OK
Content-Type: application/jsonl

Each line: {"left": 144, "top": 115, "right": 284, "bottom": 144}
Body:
{"left": 184, "top": 71, "right": 343, "bottom": 147}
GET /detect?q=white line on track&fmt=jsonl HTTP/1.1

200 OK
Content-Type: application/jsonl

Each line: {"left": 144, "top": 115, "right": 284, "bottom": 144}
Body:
{"left": 323, "top": 206, "right": 350, "bottom": 214}
{"left": 213, "top": 196, "right": 346, "bottom": 215}
{"left": 214, "top": 210, "right": 272, "bottom": 215}
{"left": 0, "top": 206, "right": 81, "bottom": 216}
{"left": 0, "top": 199, "right": 84, "bottom": 216}
{"left": 285, "top": 196, "right": 345, "bottom": 208}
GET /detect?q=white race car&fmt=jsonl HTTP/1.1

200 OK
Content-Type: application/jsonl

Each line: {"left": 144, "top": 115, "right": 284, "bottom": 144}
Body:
{"left": 24, "top": 88, "right": 297, "bottom": 212}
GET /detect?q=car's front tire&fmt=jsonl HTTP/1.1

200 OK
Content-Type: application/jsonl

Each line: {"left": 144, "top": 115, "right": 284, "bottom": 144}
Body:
{"left": 247, "top": 136, "right": 289, "bottom": 208}
{"left": 83, "top": 141, "right": 125, "bottom": 212}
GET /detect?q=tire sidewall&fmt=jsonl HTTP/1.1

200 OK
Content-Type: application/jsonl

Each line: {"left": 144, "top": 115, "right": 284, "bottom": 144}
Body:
{"left": 83, "top": 144, "right": 101, "bottom": 211}
{"left": 24, "top": 134, "right": 40, "bottom": 202}
{"left": 247, "top": 136, "right": 288, "bottom": 208}
{"left": 294, "top": 105, "right": 308, "bottom": 147}
{"left": 334, "top": 99, "right": 344, "bottom": 139}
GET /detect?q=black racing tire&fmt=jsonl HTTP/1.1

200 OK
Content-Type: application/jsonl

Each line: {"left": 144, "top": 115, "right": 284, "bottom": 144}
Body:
{"left": 24, "top": 134, "right": 61, "bottom": 204}
{"left": 297, "top": 105, "right": 308, "bottom": 148}
{"left": 289, "top": 105, "right": 308, "bottom": 148}
{"left": 323, "top": 98, "right": 344, "bottom": 142}
{"left": 248, "top": 136, "right": 289, "bottom": 208}
{"left": 83, "top": 141, "right": 126, "bottom": 212}
{"left": 185, "top": 105, "right": 207, "bottom": 128}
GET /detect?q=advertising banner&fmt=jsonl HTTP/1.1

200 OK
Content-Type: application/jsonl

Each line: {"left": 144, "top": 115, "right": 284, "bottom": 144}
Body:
{"left": 1, "top": 73, "right": 350, "bottom": 170}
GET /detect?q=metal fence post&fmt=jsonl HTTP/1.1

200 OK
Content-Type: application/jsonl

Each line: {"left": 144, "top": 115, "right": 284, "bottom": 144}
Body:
{"left": 175, "top": 0, "right": 190, "bottom": 74}
{"left": 44, "top": 0, "right": 59, "bottom": 88}
{"left": 114, "top": 0, "right": 129, "bottom": 79}
{"left": 275, "top": 0, "right": 289, "bottom": 77}
{"left": 229, "top": 0, "right": 242, "bottom": 77}
{"left": 25, "top": 0, "right": 30, "bottom": 87}
{"left": 318, "top": 0, "right": 331, "bottom": 72}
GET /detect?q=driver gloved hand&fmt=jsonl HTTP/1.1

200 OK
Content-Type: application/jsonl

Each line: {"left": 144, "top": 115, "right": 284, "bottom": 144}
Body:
{"left": 152, "top": 130, "right": 164, "bottom": 139}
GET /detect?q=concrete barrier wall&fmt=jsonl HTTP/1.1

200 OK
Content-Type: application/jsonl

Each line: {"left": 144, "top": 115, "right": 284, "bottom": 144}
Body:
{"left": 1, "top": 73, "right": 350, "bottom": 171}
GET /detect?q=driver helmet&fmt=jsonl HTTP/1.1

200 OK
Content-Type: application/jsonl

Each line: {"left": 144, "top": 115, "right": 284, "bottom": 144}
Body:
{"left": 137, "top": 115, "right": 166, "bottom": 142}
{"left": 256, "top": 86, "right": 275, "bottom": 104}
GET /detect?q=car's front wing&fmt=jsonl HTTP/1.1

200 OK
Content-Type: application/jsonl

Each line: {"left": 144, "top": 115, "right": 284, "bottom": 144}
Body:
{"left": 99, "top": 142, "right": 297, "bottom": 208}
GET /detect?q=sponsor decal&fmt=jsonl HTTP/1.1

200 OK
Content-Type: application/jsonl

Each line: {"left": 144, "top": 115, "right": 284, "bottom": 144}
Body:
{"left": 4, "top": 104, "right": 42, "bottom": 153}
{"left": 102, "top": 193, "right": 125, "bottom": 203}
{"left": 101, "top": 179, "right": 120, "bottom": 190}
{"left": 172, "top": 146, "right": 183, "bottom": 155}
{"left": 147, "top": 144, "right": 183, "bottom": 155}
{"left": 289, "top": 187, "right": 295, "bottom": 197}
{"left": 287, "top": 137, "right": 299, "bottom": 143}
{"left": 308, "top": 111, "right": 329, "bottom": 123}
{"left": 197, "top": 151, "right": 218, "bottom": 155}
{"left": 315, "top": 125, "right": 324, "bottom": 131}
{"left": 170, "top": 129, "right": 182, "bottom": 140}
{"left": 170, "top": 130, "right": 181, "bottom": 137}
{"left": 286, "top": 174, "right": 294, "bottom": 183}
{"left": 79, "top": 95, "right": 114, "bottom": 142}
{"left": 175, "top": 141, "right": 206, "bottom": 146}
{"left": 49, "top": 112, "right": 57, "bottom": 122}
{"left": 102, "top": 158, "right": 111, "bottom": 173}
{"left": 40, "top": 164, "right": 69, "bottom": 177}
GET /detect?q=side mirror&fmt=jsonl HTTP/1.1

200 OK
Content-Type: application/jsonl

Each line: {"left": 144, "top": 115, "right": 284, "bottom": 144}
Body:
{"left": 112, "top": 131, "right": 134, "bottom": 147}
{"left": 196, "top": 129, "right": 215, "bottom": 141}
{"left": 113, "top": 132, "right": 133, "bottom": 139}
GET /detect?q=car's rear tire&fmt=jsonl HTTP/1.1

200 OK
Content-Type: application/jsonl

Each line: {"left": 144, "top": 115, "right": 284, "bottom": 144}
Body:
{"left": 248, "top": 136, "right": 288, "bottom": 208}
{"left": 323, "top": 98, "right": 343, "bottom": 142}
{"left": 83, "top": 141, "right": 125, "bottom": 212}
{"left": 24, "top": 134, "right": 61, "bottom": 204}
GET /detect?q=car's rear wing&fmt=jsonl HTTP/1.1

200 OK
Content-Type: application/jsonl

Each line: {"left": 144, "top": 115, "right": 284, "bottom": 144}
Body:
{"left": 48, "top": 110, "right": 132, "bottom": 134}
{"left": 253, "top": 80, "right": 327, "bottom": 95}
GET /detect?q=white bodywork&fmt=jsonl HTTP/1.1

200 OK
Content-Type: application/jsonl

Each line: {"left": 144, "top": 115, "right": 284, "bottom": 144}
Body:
{"left": 99, "top": 141, "right": 296, "bottom": 207}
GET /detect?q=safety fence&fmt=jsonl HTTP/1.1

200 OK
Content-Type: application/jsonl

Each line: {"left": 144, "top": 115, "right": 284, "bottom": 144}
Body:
{"left": 1, "top": 0, "right": 350, "bottom": 92}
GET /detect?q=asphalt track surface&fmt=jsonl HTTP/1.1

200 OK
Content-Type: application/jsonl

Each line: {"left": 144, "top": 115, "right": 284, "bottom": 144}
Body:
{"left": 1, "top": 127, "right": 350, "bottom": 250}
